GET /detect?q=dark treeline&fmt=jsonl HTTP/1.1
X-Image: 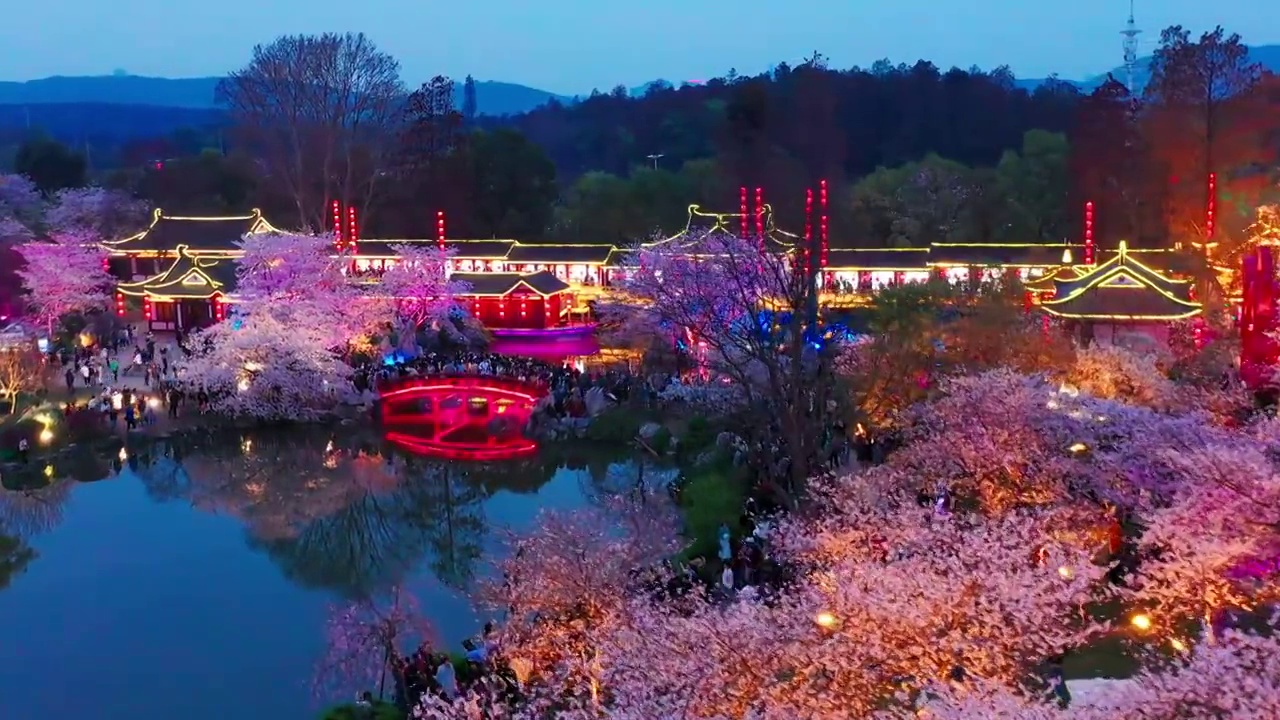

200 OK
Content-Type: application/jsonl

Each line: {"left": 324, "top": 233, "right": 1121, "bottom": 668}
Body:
{"left": 5, "top": 27, "right": 1278, "bottom": 251}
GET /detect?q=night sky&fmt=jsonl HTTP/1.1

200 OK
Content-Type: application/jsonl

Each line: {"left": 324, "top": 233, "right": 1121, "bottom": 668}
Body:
{"left": 2, "top": 0, "right": 1274, "bottom": 93}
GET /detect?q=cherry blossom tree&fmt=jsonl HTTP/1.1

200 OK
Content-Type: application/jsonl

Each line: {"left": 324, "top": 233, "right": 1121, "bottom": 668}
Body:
{"left": 313, "top": 586, "right": 434, "bottom": 701}
{"left": 604, "top": 229, "right": 837, "bottom": 503}
{"left": 378, "top": 243, "right": 468, "bottom": 332}
{"left": 14, "top": 229, "right": 114, "bottom": 334}
{"left": 234, "top": 231, "right": 382, "bottom": 344}
{"left": 1066, "top": 344, "right": 1180, "bottom": 410}
{"left": 473, "top": 496, "right": 680, "bottom": 711}
{"left": 0, "top": 173, "right": 43, "bottom": 236}
{"left": 43, "top": 186, "right": 148, "bottom": 239}
{"left": 177, "top": 312, "right": 354, "bottom": 420}
{"left": 901, "top": 622, "right": 1280, "bottom": 719}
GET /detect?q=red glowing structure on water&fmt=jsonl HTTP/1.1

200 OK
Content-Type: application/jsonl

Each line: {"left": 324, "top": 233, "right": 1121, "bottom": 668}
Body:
{"left": 378, "top": 375, "right": 545, "bottom": 461}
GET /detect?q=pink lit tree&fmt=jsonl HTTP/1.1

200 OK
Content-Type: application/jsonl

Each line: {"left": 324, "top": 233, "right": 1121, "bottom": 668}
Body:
{"left": 378, "top": 243, "right": 468, "bottom": 333}
{"left": 605, "top": 229, "right": 837, "bottom": 504}
{"left": 177, "top": 311, "right": 354, "bottom": 420}
{"left": 13, "top": 229, "right": 114, "bottom": 334}
{"left": 313, "top": 586, "right": 434, "bottom": 702}
{"left": 235, "top": 231, "right": 383, "bottom": 347}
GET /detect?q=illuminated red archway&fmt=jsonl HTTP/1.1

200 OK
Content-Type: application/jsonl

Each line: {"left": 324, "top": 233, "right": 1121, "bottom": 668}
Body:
{"left": 378, "top": 375, "right": 546, "bottom": 461}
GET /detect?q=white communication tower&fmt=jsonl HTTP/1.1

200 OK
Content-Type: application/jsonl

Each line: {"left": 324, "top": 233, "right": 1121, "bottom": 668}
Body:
{"left": 1121, "top": 0, "right": 1142, "bottom": 94}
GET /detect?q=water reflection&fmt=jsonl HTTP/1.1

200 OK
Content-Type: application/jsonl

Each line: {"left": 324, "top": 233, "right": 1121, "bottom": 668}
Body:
{"left": 0, "top": 472, "right": 75, "bottom": 590}
{"left": 103, "top": 428, "right": 588, "bottom": 597}
{"left": 0, "top": 424, "right": 648, "bottom": 720}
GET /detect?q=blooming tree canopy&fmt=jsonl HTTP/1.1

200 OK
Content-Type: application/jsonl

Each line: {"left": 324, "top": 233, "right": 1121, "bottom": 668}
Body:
{"left": 177, "top": 312, "right": 354, "bottom": 420}
{"left": 14, "top": 229, "right": 114, "bottom": 332}
{"left": 605, "top": 229, "right": 838, "bottom": 502}
{"left": 378, "top": 244, "right": 468, "bottom": 331}
{"left": 235, "top": 231, "right": 382, "bottom": 347}
{"left": 313, "top": 587, "right": 434, "bottom": 700}
{"left": 43, "top": 186, "right": 148, "bottom": 239}
{"left": 0, "top": 173, "right": 42, "bottom": 237}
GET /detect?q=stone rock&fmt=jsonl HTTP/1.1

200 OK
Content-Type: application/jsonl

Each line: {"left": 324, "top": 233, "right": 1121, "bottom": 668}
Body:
{"left": 583, "top": 387, "right": 612, "bottom": 417}
{"left": 639, "top": 422, "right": 663, "bottom": 440}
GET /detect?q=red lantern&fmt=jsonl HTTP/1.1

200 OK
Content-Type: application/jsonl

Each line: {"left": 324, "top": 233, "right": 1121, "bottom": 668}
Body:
{"left": 143, "top": 297, "right": 153, "bottom": 321}
{"left": 436, "top": 210, "right": 446, "bottom": 250}
{"left": 115, "top": 292, "right": 125, "bottom": 317}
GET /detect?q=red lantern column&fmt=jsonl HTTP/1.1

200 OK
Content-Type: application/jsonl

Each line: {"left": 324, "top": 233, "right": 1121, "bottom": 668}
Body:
{"left": 331, "top": 200, "right": 343, "bottom": 250}
{"left": 1206, "top": 173, "right": 1217, "bottom": 241}
{"left": 739, "top": 187, "right": 748, "bottom": 238}
{"left": 1084, "top": 201, "right": 1095, "bottom": 265}
{"left": 436, "top": 211, "right": 446, "bottom": 251}
{"left": 754, "top": 186, "right": 764, "bottom": 248}
{"left": 346, "top": 206, "right": 359, "bottom": 253}
{"left": 804, "top": 188, "right": 814, "bottom": 275}
{"left": 819, "top": 179, "right": 829, "bottom": 269}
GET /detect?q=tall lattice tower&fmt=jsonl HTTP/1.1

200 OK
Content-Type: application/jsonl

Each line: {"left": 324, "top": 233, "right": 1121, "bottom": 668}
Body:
{"left": 1121, "top": 0, "right": 1142, "bottom": 93}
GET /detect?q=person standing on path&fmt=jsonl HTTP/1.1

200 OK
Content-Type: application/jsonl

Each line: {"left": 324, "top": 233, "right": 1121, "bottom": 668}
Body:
{"left": 64, "top": 367, "right": 75, "bottom": 393}
{"left": 80, "top": 363, "right": 91, "bottom": 387}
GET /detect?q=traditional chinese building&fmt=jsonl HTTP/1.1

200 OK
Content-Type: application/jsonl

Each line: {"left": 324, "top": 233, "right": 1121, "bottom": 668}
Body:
{"left": 103, "top": 208, "right": 280, "bottom": 280}
{"left": 1039, "top": 240, "right": 1201, "bottom": 346}
{"left": 105, "top": 206, "right": 1117, "bottom": 333}
{"left": 115, "top": 245, "right": 235, "bottom": 331}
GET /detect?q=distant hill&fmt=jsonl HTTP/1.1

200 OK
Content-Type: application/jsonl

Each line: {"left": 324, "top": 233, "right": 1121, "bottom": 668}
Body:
{"left": 1016, "top": 43, "right": 1280, "bottom": 92}
{"left": 0, "top": 74, "right": 570, "bottom": 116}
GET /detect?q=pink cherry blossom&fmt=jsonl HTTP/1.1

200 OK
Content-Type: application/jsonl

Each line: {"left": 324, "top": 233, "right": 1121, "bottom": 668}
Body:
{"left": 14, "top": 229, "right": 114, "bottom": 332}
{"left": 43, "top": 186, "right": 148, "bottom": 238}
{"left": 378, "top": 244, "right": 470, "bottom": 331}
{"left": 313, "top": 586, "right": 435, "bottom": 701}
{"left": 176, "top": 312, "right": 354, "bottom": 420}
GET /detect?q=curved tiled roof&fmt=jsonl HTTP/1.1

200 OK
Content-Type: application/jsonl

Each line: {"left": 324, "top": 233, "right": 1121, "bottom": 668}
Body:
{"left": 106, "top": 209, "right": 278, "bottom": 254}
{"left": 117, "top": 245, "right": 236, "bottom": 299}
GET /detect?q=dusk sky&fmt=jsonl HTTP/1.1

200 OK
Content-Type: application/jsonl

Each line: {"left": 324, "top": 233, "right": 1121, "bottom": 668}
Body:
{"left": 2, "top": 1, "right": 1274, "bottom": 94}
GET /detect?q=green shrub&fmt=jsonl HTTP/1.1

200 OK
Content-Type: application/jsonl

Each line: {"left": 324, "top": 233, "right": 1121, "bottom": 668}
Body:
{"left": 649, "top": 426, "right": 672, "bottom": 454}
{"left": 585, "top": 407, "right": 644, "bottom": 443}
{"left": 682, "top": 416, "right": 716, "bottom": 455}
{"left": 677, "top": 465, "right": 747, "bottom": 561}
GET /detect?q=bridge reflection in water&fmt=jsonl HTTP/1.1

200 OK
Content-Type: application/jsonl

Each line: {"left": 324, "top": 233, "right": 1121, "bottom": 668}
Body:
{"left": 378, "top": 375, "right": 547, "bottom": 462}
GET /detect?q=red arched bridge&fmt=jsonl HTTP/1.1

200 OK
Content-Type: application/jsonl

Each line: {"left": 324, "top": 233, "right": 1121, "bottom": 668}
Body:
{"left": 377, "top": 375, "right": 549, "bottom": 461}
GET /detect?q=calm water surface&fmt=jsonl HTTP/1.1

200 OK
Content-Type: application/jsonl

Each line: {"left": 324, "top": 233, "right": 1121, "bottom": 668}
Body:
{"left": 0, "top": 428, "right": 630, "bottom": 720}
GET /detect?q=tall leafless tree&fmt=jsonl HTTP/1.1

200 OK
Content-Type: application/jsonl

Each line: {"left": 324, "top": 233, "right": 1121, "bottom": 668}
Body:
{"left": 217, "top": 33, "right": 405, "bottom": 231}
{"left": 1143, "top": 26, "right": 1264, "bottom": 243}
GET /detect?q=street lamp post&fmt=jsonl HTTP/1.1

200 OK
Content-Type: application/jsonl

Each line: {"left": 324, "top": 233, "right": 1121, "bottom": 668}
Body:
{"left": 646, "top": 153, "right": 664, "bottom": 170}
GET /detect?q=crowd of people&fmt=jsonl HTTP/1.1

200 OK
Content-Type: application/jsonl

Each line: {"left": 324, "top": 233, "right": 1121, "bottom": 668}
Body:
{"left": 359, "top": 351, "right": 647, "bottom": 418}
{"left": 50, "top": 325, "right": 209, "bottom": 432}
{"left": 388, "top": 623, "right": 522, "bottom": 712}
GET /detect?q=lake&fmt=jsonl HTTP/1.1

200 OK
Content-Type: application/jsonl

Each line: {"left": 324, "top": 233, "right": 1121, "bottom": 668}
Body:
{"left": 0, "top": 427, "right": 636, "bottom": 720}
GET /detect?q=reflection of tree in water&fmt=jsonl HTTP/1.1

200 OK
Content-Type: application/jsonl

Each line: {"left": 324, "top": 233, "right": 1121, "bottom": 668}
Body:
{"left": 130, "top": 427, "right": 571, "bottom": 597}
{"left": 402, "top": 457, "right": 487, "bottom": 590}
{"left": 0, "top": 476, "right": 74, "bottom": 538}
{"left": 0, "top": 472, "right": 75, "bottom": 593}
{"left": 0, "top": 531, "right": 36, "bottom": 591}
